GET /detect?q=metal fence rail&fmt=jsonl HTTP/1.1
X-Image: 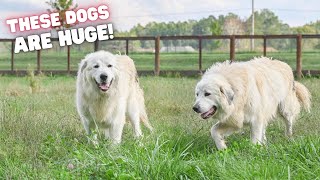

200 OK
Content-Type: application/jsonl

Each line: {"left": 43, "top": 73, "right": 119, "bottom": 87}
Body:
{"left": 1, "top": 34, "right": 320, "bottom": 77}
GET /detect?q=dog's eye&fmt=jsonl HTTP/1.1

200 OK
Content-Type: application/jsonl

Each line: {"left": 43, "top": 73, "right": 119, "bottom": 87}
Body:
{"left": 94, "top": 65, "right": 99, "bottom": 68}
{"left": 108, "top": 64, "right": 113, "bottom": 68}
{"left": 204, "top": 92, "right": 211, "bottom": 97}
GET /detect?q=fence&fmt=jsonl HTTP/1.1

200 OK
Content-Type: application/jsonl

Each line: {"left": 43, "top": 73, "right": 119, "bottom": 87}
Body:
{"left": 0, "top": 34, "right": 320, "bottom": 78}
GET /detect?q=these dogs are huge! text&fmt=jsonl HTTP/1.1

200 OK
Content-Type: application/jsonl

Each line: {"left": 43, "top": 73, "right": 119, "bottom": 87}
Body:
{"left": 6, "top": 5, "right": 113, "bottom": 53}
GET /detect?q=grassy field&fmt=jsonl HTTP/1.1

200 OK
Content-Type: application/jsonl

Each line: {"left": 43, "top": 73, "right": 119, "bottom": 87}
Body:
{"left": 0, "top": 76, "right": 319, "bottom": 179}
{"left": 0, "top": 51, "right": 320, "bottom": 71}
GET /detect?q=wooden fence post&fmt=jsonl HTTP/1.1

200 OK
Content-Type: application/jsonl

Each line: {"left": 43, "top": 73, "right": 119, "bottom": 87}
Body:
{"left": 263, "top": 36, "right": 267, "bottom": 56}
{"left": 37, "top": 50, "right": 41, "bottom": 73}
{"left": 11, "top": 40, "right": 14, "bottom": 72}
{"left": 126, "top": 39, "right": 129, "bottom": 55}
{"left": 67, "top": 46, "right": 71, "bottom": 73}
{"left": 198, "top": 37, "right": 202, "bottom": 73}
{"left": 94, "top": 41, "right": 99, "bottom": 51}
{"left": 154, "top": 36, "right": 160, "bottom": 76}
{"left": 296, "top": 34, "right": 302, "bottom": 79}
{"left": 230, "top": 35, "right": 235, "bottom": 61}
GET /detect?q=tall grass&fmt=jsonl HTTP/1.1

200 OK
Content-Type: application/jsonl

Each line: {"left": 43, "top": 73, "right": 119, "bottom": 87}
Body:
{"left": 26, "top": 65, "right": 41, "bottom": 94}
{"left": 0, "top": 76, "right": 319, "bottom": 179}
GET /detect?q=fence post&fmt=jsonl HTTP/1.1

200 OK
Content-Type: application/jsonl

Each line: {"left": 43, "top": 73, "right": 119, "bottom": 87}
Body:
{"left": 230, "top": 35, "right": 235, "bottom": 61}
{"left": 198, "top": 37, "right": 202, "bottom": 73}
{"left": 37, "top": 50, "right": 41, "bottom": 73}
{"left": 94, "top": 41, "right": 99, "bottom": 51}
{"left": 126, "top": 39, "right": 129, "bottom": 55}
{"left": 11, "top": 40, "right": 14, "bottom": 72}
{"left": 296, "top": 34, "right": 302, "bottom": 79}
{"left": 154, "top": 36, "right": 160, "bottom": 76}
{"left": 67, "top": 46, "right": 71, "bottom": 73}
{"left": 263, "top": 36, "right": 267, "bottom": 56}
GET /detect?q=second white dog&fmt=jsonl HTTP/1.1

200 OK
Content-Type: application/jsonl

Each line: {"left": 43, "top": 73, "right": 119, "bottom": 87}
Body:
{"left": 193, "top": 57, "right": 311, "bottom": 150}
{"left": 76, "top": 51, "right": 152, "bottom": 144}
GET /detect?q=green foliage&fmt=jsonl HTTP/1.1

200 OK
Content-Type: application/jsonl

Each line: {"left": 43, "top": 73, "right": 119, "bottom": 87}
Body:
{"left": 211, "top": 21, "right": 222, "bottom": 36}
{"left": 46, "top": 0, "right": 75, "bottom": 10}
{"left": 210, "top": 20, "right": 222, "bottom": 49}
{"left": 293, "top": 25, "right": 316, "bottom": 34}
{"left": 46, "top": 0, "right": 78, "bottom": 29}
{"left": 292, "top": 23, "right": 320, "bottom": 50}
{"left": 246, "top": 9, "right": 293, "bottom": 50}
{"left": 246, "top": 9, "right": 291, "bottom": 35}
{"left": 192, "top": 16, "right": 216, "bottom": 35}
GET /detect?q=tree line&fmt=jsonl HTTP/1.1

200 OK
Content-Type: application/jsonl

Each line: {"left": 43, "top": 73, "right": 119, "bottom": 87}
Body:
{"left": 114, "top": 9, "right": 320, "bottom": 52}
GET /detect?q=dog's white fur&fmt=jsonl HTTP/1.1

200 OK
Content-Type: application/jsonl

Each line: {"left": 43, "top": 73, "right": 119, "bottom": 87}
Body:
{"left": 193, "top": 57, "right": 311, "bottom": 150}
{"left": 76, "top": 51, "right": 152, "bottom": 144}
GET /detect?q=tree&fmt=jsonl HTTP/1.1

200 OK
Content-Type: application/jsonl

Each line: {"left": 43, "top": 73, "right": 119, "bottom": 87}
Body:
{"left": 246, "top": 9, "right": 292, "bottom": 50}
{"left": 192, "top": 16, "right": 218, "bottom": 49}
{"left": 223, "top": 13, "right": 244, "bottom": 35}
{"left": 311, "top": 21, "right": 320, "bottom": 49}
{"left": 192, "top": 16, "right": 216, "bottom": 35}
{"left": 293, "top": 24, "right": 318, "bottom": 50}
{"left": 46, "top": 0, "right": 78, "bottom": 30}
{"left": 223, "top": 13, "right": 245, "bottom": 49}
{"left": 210, "top": 21, "right": 222, "bottom": 49}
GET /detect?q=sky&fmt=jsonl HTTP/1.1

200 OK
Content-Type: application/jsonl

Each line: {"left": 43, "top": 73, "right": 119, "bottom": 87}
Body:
{"left": 0, "top": 0, "right": 319, "bottom": 37}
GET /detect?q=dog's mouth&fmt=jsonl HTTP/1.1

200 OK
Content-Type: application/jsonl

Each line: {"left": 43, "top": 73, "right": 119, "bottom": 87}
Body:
{"left": 95, "top": 79, "right": 113, "bottom": 92}
{"left": 201, "top": 106, "right": 217, "bottom": 119}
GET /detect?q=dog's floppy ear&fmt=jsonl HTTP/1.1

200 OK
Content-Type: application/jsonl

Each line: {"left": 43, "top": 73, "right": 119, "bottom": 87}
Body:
{"left": 79, "top": 60, "right": 87, "bottom": 73}
{"left": 220, "top": 86, "right": 234, "bottom": 105}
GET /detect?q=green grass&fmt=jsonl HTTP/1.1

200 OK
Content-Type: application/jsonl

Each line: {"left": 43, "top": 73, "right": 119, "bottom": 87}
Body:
{"left": 0, "top": 76, "right": 319, "bottom": 179}
{"left": 1, "top": 51, "right": 320, "bottom": 71}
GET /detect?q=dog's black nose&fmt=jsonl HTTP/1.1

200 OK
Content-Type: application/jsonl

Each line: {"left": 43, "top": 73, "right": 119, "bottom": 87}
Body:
{"left": 193, "top": 106, "right": 200, "bottom": 113}
{"left": 100, "top": 74, "right": 108, "bottom": 81}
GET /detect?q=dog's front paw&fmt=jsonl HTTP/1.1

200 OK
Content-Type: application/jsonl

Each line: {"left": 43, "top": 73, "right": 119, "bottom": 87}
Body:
{"left": 87, "top": 133, "right": 99, "bottom": 148}
{"left": 216, "top": 143, "right": 228, "bottom": 150}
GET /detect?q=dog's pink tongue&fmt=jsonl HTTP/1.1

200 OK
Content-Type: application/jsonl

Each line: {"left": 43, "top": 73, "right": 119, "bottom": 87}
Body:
{"left": 201, "top": 108, "right": 214, "bottom": 119}
{"left": 99, "top": 84, "right": 109, "bottom": 91}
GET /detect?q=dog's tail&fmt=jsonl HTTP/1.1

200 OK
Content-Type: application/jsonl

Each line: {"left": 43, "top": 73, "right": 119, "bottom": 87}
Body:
{"left": 140, "top": 109, "right": 153, "bottom": 132}
{"left": 136, "top": 86, "right": 153, "bottom": 132}
{"left": 295, "top": 81, "right": 311, "bottom": 112}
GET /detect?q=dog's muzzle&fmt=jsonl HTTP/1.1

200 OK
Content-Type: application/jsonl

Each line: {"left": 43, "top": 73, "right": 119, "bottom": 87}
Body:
{"left": 193, "top": 105, "right": 217, "bottom": 119}
{"left": 95, "top": 74, "right": 113, "bottom": 92}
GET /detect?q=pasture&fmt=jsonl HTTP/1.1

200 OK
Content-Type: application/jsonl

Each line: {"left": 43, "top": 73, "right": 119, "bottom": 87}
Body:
{"left": 0, "top": 75, "right": 319, "bottom": 179}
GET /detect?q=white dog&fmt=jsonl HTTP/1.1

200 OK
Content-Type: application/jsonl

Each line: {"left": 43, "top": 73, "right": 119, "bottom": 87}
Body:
{"left": 76, "top": 51, "right": 152, "bottom": 144}
{"left": 193, "top": 57, "right": 311, "bottom": 150}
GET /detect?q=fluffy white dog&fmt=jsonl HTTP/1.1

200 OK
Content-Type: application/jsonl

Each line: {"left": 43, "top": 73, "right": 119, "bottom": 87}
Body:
{"left": 76, "top": 51, "right": 152, "bottom": 144}
{"left": 193, "top": 57, "right": 311, "bottom": 150}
